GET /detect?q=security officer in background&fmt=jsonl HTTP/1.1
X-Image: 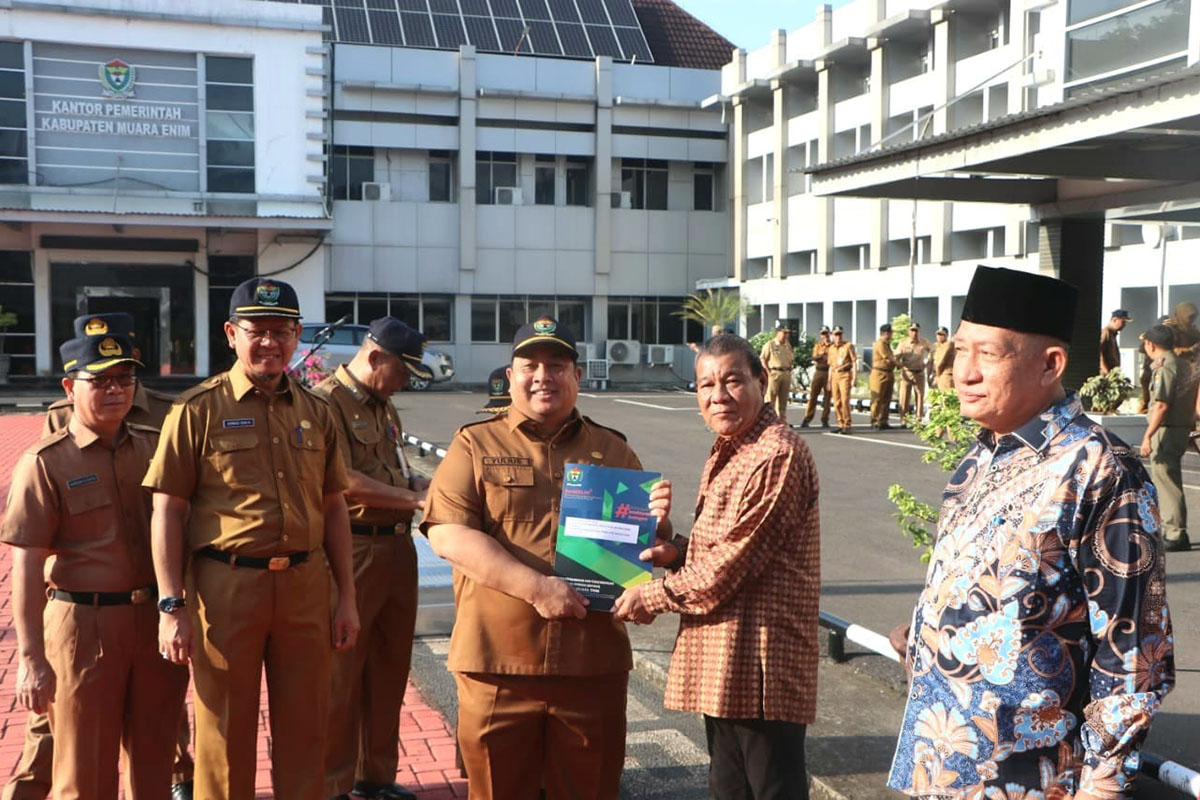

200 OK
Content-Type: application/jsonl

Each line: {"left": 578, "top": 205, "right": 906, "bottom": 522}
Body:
{"left": 315, "top": 317, "right": 433, "bottom": 800}
{"left": 760, "top": 319, "right": 794, "bottom": 422}
{"left": 801, "top": 326, "right": 832, "bottom": 429}
{"left": 930, "top": 326, "right": 955, "bottom": 391}
{"left": 895, "top": 323, "right": 932, "bottom": 421}
{"left": 144, "top": 278, "right": 360, "bottom": 800}
{"left": 479, "top": 366, "right": 511, "bottom": 414}
{"left": 6, "top": 314, "right": 193, "bottom": 800}
{"left": 421, "top": 317, "right": 673, "bottom": 800}
{"left": 2, "top": 334, "right": 189, "bottom": 799}
{"left": 829, "top": 326, "right": 857, "bottom": 434}
{"left": 870, "top": 323, "right": 896, "bottom": 430}
{"left": 1099, "top": 309, "right": 1132, "bottom": 375}
{"left": 1141, "top": 324, "right": 1195, "bottom": 552}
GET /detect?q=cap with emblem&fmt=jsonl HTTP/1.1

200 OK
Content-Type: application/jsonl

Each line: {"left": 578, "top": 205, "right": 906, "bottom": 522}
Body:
{"left": 60, "top": 333, "right": 143, "bottom": 374}
{"left": 909, "top": 322, "right": 920, "bottom": 330}
{"left": 774, "top": 319, "right": 788, "bottom": 331}
{"left": 832, "top": 326, "right": 844, "bottom": 334}
{"left": 229, "top": 278, "right": 301, "bottom": 319}
{"left": 480, "top": 366, "right": 511, "bottom": 414}
{"left": 512, "top": 316, "right": 577, "bottom": 360}
{"left": 936, "top": 326, "right": 949, "bottom": 335}
{"left": 1111, "top": 309, "right": 1133, "bottom": 321}
{"left": 961, "top": 266, "right": 1079, "bottom": 342}
{"left": 1143, "top": 324, "right": 1175, "bottom": 349}
{"left": 73, "top": 312, "right": 136, "bottom": 339}
{"left": 367, "top": 316, "right": 433, "bottom": 380}
{"left": 819, "top": 326, "right": 831, "bottom": 335}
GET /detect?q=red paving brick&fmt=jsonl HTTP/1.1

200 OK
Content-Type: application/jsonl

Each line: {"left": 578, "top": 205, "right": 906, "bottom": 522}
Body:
{"left": 0, "top": 413, "right": 467, "bottom": 798}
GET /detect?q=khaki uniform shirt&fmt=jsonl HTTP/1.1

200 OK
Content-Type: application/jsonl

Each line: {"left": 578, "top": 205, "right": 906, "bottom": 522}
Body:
{"left": 314, "top": 364, "right": 413, "bottom": 528}
{"left": 932, "top": 340, "right": 956, "bottom": 382}
{"left": 2, "top": 422, "right": 158, "bottom": 592}
{"left": 872, "top": 337, "right": 896, "bottom": 371}
{"left": 1099, "top": 327, "right": 1121, "bottom": 374}
{"left": 895, "top": 338, "right": 932, "bottom": 378}
{"left": 43, "top": 382, "right": 175, "bottom": 436}
{"left": 760, "top": 340, "right": 793, "bottom": 371}
{"left": 1150, "top": 351, "right": 1197, "bottom": 427}
{"left": 142, "top": 361, "right": 347, "bottom": 557}
{"left": 420, "top": 407, "right": 642, "bottom": 676}
{"left": 811, "top": 340, "right": 831, "bottom": 371}
{"left": 830, "top": 342, "right": 856, "bottom": 373}
{"left": 1166, "top": 319, "right": 1200, "bottom": 356}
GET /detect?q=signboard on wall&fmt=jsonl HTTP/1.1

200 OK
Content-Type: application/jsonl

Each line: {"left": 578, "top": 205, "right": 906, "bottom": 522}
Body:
{"left": 32, "top": 43, "right": 201, "bottom": 191}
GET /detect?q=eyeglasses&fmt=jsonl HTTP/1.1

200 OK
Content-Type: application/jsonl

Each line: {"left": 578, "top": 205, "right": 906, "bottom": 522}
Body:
{"left": 74, "top": 374, "right": 137, "bottom": 391}
{"left": 236, "top": 325, "right": 297, "bottom": 344}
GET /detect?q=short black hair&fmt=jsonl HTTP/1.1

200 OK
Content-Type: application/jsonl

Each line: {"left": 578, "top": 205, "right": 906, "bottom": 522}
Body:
{"left": 696, "top": 333, "right": 764, "bottom": 380}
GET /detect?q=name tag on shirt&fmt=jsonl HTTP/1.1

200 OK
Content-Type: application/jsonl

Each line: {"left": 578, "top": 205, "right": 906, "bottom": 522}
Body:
{"left": 223, "top": 418, "right": 255, "bottom": 429}
{"left": 67, "top": 473, "right": 99, "bottom": 489}
{"left": 352, "top": 420, "right": 370, "bottom": 429}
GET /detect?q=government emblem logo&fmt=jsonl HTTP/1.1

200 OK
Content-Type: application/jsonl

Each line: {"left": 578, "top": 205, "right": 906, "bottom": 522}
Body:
{"left": 490, "top": 377, "right": 505, "bottom": 394}
{"left": 256, "top": 282, "right": 280, "bottom": 306}
{"left": 99, "top": 59, "right": 136, "bottom": 99}
{"left": 97, "top": 337, "right": 122, "bottom": 357}
{"left": 533, "top": 317, "right": 556, "bottom": 335}
{"left": 566, "top": 466, "right": 583, "bottom": 485}
{"left": 84, "top": 318, "right": 108, "bottom": 335}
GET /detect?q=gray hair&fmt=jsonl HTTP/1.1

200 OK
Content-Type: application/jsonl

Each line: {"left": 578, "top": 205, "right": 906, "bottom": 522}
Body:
{"left": 696, "top": 333, "right": 764, "bottom": 379}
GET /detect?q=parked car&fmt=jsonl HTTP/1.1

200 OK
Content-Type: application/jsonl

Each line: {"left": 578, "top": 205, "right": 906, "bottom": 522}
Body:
{"left": 291, "top": 322, "right": 454, "bottom": 391}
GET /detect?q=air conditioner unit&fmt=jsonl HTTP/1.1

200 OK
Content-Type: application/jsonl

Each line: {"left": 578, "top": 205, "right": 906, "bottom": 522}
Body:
{"left": 576, "top": 342, "right": 597, "bottom": 362}
{"left": 610, "top": 191, "right": 632, "bottom": 209}
{"left": 606, "top": 339, "right": 641, "bottom": 365}
{"left": 645, "top": 344, "right": 674, "bottom": 366}
{"left": 585, "top": 359, "right": 609, "bottom": 381}
{"left": 495, "top": 186, "right": 522, "bottom": 205}
{"left": 361, "top": 182, "right": 391, "bottom": 201}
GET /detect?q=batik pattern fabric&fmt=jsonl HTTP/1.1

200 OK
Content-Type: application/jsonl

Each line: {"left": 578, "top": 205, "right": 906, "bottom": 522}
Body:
{"left": 888, "top": 393, "right": 1174, "bottom": 799}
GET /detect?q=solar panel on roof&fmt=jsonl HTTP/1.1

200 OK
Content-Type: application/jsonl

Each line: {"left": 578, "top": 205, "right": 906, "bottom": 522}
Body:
{"left": 322, "top": 5, "right": 337, "bottom": 35}
{"left": 489, "top": 0, "right": 521, "bottom": 18}
{"left": 401, "top": 11, "right": 437, "bottom": 45}
{"left": 614, "top": 26, "right": 652, "bottom": 62}
{"left": 547, "top": 0, "right": 579, "bottom": 22}
{"left": 576, "top": 0, "right": 609, "bottom": 25}
{"left": 432, "top": 13, "right": 467, "bottom": 47}
{"left": 427, "top": 0, "right": 458, "bottom": 11}
{"left": 396, "top": 0, "right": 427, "bottom": 9}
{"left": 555, "top": 21, "right": 590, "bottom": 56}
{"left": 517, "top": 0, "right": 550, "bottom": 20}
{"left": 526, "top": 20, "right": 561, "bottom": 53}
{"left": 460, "top": 0, "right": 490, "bottom": 13}
{"left": 366, "top": 0, "right": 396, "bottom": 9}
{"left": 369, "top": 9, "right": 405, "bottom": 43}
{"left": 586, "top": 24, "right": 622, "bottom": 58}
{"left": 463, "top": 15, "right": 500, "bottom": 49}
{"left": 301, "top": 0, "right": 327, "bottom": 5}
{"left": 336, "top": 7, "right": 372, "bottom": 41}
{"left": 605, "top": 0, "right": 637, "bottom": 26}
{"left": 494, "top": 18, "right": 531, "bottom": 51}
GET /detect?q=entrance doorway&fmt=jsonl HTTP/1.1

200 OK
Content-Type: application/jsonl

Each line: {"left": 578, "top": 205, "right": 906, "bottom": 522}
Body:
{"left": 76, "top": 287, "right": 170, "bottom": 376}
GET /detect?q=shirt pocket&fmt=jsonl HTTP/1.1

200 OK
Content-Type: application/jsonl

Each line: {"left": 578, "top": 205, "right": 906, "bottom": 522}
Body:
{"left": 207, "top": 433, "right": 261, "bottom": 489}
{"left": 481, "top": 464, "right": 537, "bottom": 522}
{"left": 63, "top": 485, "right": 113, "bottom": 517}
{"left": 289, "top": 427, "right": 327, "bottom": 488}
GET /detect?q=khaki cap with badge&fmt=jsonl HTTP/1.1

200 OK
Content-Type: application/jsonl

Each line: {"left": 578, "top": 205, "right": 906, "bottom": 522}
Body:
{"left": 512, "top": 316, "right": 577, "bottom": 359}
{"left": 366, "top": 316, "right": 433, "bottom": 381}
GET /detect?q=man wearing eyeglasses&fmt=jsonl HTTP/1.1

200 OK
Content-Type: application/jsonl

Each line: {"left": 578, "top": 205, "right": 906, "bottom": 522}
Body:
{"left": 2, "top": 334, "right": 189, "bottom": 798}
{"left": 144, "top": 278, "right": 359, "bottom": 800}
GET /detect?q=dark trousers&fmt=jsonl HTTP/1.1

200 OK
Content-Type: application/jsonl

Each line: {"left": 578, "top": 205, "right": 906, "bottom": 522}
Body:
{"left": 704, "top": 716, "right": 808, "bottom": 800}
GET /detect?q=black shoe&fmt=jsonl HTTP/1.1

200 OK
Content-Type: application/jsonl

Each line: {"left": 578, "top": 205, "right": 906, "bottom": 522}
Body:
{"left": 800, "top": 421, "right": 810, "bottom": 428}
{"left": 172, "top": 782, "right": 194, "bottom": 800}
{"left": 1164, "top": 537, "right": 1192, "bottom": 552}
{"left": 821, "top": 421, "right": 830, "bottom": 428}
{"left": 353, "top": 782, "right": 418, "bottom": 800}
{"left": 880, "top": 423, "right": 893, "bottom": 430}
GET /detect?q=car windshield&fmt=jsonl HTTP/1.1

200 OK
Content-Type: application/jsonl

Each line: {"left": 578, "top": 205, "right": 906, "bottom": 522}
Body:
{"left": 298, "top": 325, "right": 362, "bottom": 345}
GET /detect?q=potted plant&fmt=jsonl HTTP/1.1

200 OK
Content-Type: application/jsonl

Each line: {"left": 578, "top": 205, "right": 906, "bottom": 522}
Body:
{"left": 0, "top": 304, "right": 16, "bottom": 385}
{"left": 1081, "top": 370, "right": 1145, "bottom": 443}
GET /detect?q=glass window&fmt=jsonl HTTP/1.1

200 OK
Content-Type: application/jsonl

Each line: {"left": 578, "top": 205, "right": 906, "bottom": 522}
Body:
{"left": 608, "top": 303, "right": 628, "bottom": 339}
{"left": 429, "top": 154, "right": 452, "bottom": 202}
{"left": 1069, "top": 0, "right": 1140, "bottom": 24}
{"left": 207, "top": 140, "right": 254, "bottom": 167}
{"left": 206, "top": 56, "right": 253, "bottom": 84}
{"left": 422, "top": 298, "right": 452, "bottom": 341}
{"left": 0, "top": 42, "right": 23, "bottom": 70}
{"left": 0, "top": 130, "right": 25, "bottom": 158}
{"left": 0, "top": 71, "right": 24, "bottom": 100}
{"left": 391, "top": 297, "right": 420, "bottom": 326}
{"left": 329, "top": 146, "right": 375, "bottom": 201}
{"left": 325, "top": 297, "right": 355, "bottom": 324}
{"left": 472, "top": 298, "right": 497, "bottom": 341}
{"left": 207, "top": 84, "right": 253, "bottom": 112}
{"left": 499, "top": 299, "right": 525, "bottom": 341}
{"left": 693, "top": 168, "right": 714, "bottom": 211}
{"left": 620, "top": 159, "right": 668, "bottom": 210}
{"left": 1067, "top": 0, "right": 1189, "bottom": 82}
{"left": 565, "top": 158, "right": 589, "bottom": 206}
{"left": 207, "top": 167, "right": 254, "bottom": 193}
{"left": 357, "top": 296, "right": 388, "bottom": 323}
{"left": 206, "top": 111, "right": 254, "bottom": 140}
{"left": 528, "top": 297, "right": 554, "bottom": 321}
{"left": 206, "top": 57, "right": 254, "bottom": 193}
{"left": 0, "top": 98, "right": 23, "bottom": 129}
{"left": 535, "top": 162, "right": 555, "bottom": 205}
{"left": 476, "top": 151, "right": 518, "bottom": 205}
{"left": 557, "top": 300, "right": 585, "bottom": 339}
{"left": 657, "top": 301, "right": 682, "bottom": 344}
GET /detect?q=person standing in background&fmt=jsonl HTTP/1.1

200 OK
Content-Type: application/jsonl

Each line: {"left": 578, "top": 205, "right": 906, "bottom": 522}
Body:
{"left": 828, "top": 327, "right": 856, "bottom": 434}
{"left": 869, "top": 324, "right": 896, "bottom": 430}
{"left": 801, "top": 326, "right": 832, "bottom": 429}
{"left": 1099, "top": 309, "right": 1132, "bottom": 375}
{"left": 760, "top": 320, "right": 794, "bottom": 423}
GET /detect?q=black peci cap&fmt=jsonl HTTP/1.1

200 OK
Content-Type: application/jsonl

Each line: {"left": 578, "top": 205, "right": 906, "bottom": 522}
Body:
{"left": 961, "top": 266, "right": 1078, "bottom": 342}
{"left": 880, "top": 323, "right": 892, "bottom": 334}
{"left": 1143, "top": 324, "right": 1175, "bottom": 349}
{"left": 1111, "top": 309, "right": 1133, "bottom": 321}
{"left": 229, "top": 278, "right": 301, "bottom": 319}
{"left": 74, "top": 313, "right": 136, "bottom": 339}
{"left": 60, "top": 333, "right": 143, "bottom": 374}
{"left": 512, "top": 316, "right": 577, "bottom": 360}
{"left": 367, "top": 317, "right": 433, "bottom": 380}
{"left": 481, "top": 366, "right": 511, "bottom": 413}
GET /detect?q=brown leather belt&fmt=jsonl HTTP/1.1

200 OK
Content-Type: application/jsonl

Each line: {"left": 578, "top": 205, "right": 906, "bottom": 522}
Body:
{"left": 769, "top": 367, "right": 790, "bottom": 372}
{"left": 48, "top": 586, "right": 156, "bottom": 606}
{"left": 351, "top": 523, "right": 398, "bottom": 536}
{"left": 198, "top": 546, "right": 309, "bottom": 571}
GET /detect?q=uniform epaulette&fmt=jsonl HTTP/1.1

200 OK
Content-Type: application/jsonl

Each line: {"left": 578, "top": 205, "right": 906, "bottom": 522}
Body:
{"left": 27, "top": 428, "right": 69, "bottom": 455}
{"left": 174, "top": 373, "right": 226, "bottom": 403}
{"left": 143, "top": 386, "right": 178, "bottom": 403}
{"left": 46, "top": 397, "right": 70, "bottom": 411}
{"left": 457, "top": 414, "right": 505, "bottom": 434}
{"left": 581, "top": 415, "right": 628, "bottom": 441}
{"left": 296, "top": 381, "right": 332, "bottom": 405}
{"left": 127, "top": 422, "right": 159, "bottom": 435}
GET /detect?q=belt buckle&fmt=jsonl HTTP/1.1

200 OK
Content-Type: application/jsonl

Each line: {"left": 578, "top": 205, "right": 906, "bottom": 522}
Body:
{"left": 268, "top": 556, "right": 290, "bottom": 571}
{"left": 130, "top": 587, "right": 152, "bottom": 605}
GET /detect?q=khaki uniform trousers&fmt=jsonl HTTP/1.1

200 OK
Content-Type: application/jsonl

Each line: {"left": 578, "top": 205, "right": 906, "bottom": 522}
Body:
{"left": 869, "top": 368, "right": 894, "bottom": 427}
{"left": 803, "top": 369, "right": 831, "bottom": 425}
{"left": 326, "top": 532, "right": 418, "bottom": 796}
{"left": 899, "top": 370, "right": 926, "bottom": 420}
{"left": 43, "top": 599, "right": 189, "bottom": 800}
{"left": 764, "top": 370, "right": 792, "bottom": 422}
{"left": 188, "top": 553, "right": 332, "bottom": 800}
{"left": 454, "top": 672, "right": 628, "bottom": 800}
{"left": 830, "top": 371, "right": 854, "bottom": 430}
{"left": 1149, "top": 426, "right": 1190, "bottom": 544}
{"left": 935, "top": 372, "right": 953, "bottom": 392}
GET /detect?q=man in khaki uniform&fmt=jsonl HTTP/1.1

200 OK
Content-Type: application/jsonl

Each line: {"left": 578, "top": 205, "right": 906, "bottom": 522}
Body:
{"left": 801, "top": 326, "right": 832, "bottom": 429}
{"left": 1099, "top": 309, "right": 1132, "bottom": 375}
{"left": 144, "top": 278, "right": 359, "bottom": 800}
{"left": 760, "top": 320, "right": 794, "bottom": 422}
{"left": 421, "top": 317, "right": 672, "bottom": 800}
{"left": 315, "top": 317, "right": 433, "bottom": 800}
{"left": 1141, "top": 324, "right": 1195, "bottom": 552}
{"left": 895, "top": 323, "right": 932, "bottom": 421}
{"left": 8, "top": 313, "right": 194, "bottom": 800}
{"left": 2, "top": 334, "right": 189, "bottom": 799}
{"left": 1142, "top": 302, "right": 1200, "bottom": 411}
{"left": 829, "top": 326, "right": 856, "bottom": 434}
{"left": 930, "top": 326, "right": 955, "bottom": 391}
{"left": 479, "top": 366, "right": 511, "bottom": 414}
{"left": 869, "top": 323, "right": 896, "bottom": 430}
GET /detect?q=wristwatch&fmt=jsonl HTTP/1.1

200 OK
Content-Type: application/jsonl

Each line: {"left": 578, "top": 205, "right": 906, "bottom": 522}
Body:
{"left": 158, "top": 596, "right": 186, "bottom": 614}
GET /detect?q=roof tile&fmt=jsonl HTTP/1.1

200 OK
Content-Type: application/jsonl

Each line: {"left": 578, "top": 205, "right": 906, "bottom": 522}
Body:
{"left": 632, "top": 0, "right": 734, "bottom": 71}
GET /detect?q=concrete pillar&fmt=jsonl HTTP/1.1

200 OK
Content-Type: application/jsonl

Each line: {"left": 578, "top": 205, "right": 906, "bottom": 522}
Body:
{"left": 868, "top": 38, "right": 888, "bottom": 270}
{"left": 33, "top": 247, "right": 50, "bottom": 374}
{"left": 732, "top": 95, "right": 747, "bottom": 281}
{"left": 194, "top": 244, "right": 210, "bottom": 375}
{"left": 816, "top": 4, "right": 833, "bottom": 49}
{"left": 770, "top": 31, "right": 788, "bottom": 280}
{"left": 929, "top": 9, "right": 954, "bottom": 266}
{"left": 1038, "top": 219, "right": 1104, "bottom": 390}
{"left": 458, "top": 46, "right": 477, "bottom": 293}
{"left": 815, "top": 62, "right": 834, "bottom": 275}
{"left": 1007, "top": 1, "right": 1028, "bottom": 114}
{"left": 594, "top": 57, "right": 613, "bottom": 276}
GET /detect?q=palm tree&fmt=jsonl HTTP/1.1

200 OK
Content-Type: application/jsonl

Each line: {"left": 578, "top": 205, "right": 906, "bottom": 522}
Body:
{"left": 672, "top": 289, "right": 747, "bottom": 335}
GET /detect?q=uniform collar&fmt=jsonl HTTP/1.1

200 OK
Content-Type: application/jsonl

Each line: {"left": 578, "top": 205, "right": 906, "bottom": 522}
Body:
{"left": 714, "top": 403, "right": 774, "bottom": 450}
{"left": 506, "top": 405, "right": 583, "bottom": 439}
{"left": 229, "top": 360, "right": 294, "bottom": 402}
{"left": 334, "top": 363, "right": 380, "bottom": 407}
{"left": 67, "top": 417, "right": 128, "bottom": 450}
{"left": 978, "top": 392, "right": 1081, "bottom": 455}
